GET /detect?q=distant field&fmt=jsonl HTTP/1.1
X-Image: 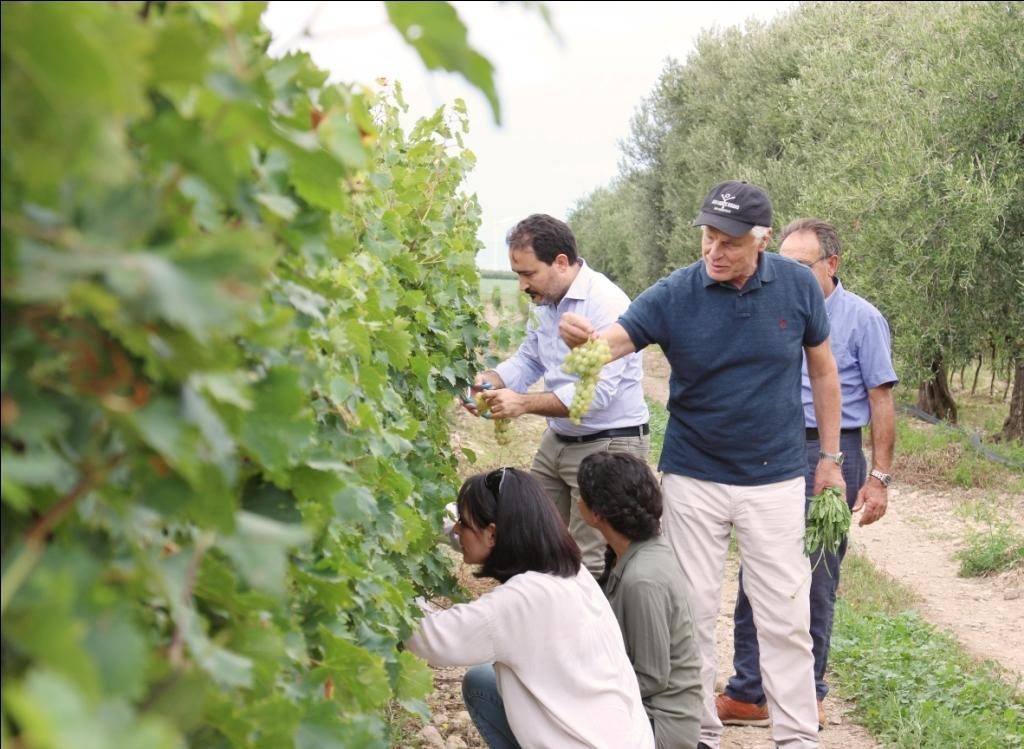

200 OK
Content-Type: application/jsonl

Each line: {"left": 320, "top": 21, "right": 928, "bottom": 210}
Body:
{"left": 480, "top": 276, "right": 520, "bottom": 307}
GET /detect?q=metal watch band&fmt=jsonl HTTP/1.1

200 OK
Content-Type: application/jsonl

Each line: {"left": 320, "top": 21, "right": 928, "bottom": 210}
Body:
{"left": 869, "top": 468, "right": 892, "bottom": 487}
{"left": 819, "top": 450, "right": 844, "bottom": 466}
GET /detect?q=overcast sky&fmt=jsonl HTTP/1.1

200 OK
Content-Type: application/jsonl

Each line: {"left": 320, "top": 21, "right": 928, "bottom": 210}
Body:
{"left": 263, "top": 1, "right": 796, "bottom": 269}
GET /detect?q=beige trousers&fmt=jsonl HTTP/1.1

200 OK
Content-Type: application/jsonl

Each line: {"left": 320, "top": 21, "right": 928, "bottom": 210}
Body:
{"left": 661, "top": 473, "right": 819, "bottom": 749}
{"left": 530, "top": 428, "right": 650, "bottom": 576}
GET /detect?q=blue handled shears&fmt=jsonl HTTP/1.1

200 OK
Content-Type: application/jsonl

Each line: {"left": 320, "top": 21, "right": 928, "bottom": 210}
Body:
{"left": 461, "top": 382, "right": 493, "bottom": 415}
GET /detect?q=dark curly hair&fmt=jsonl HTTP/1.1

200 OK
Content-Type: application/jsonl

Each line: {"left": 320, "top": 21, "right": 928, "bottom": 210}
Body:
{"left": 457, "top": 467, "right": 581, "bottom": 584}
{"left": 505, "top": 213, "right": 580, "bottom": 265}
{"left": 577, "top": 453, "right": 662, "bottom": 585}
{"left": 578, "top": 452, "right": 662, "bottom": 540}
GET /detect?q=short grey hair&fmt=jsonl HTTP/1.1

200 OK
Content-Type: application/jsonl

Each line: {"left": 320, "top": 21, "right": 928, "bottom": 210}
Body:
{"left": 749, "top": 225, "right": 771, "bottom": 242}
{"left": 780, "top": 218, "right": 841, "bottom": 259}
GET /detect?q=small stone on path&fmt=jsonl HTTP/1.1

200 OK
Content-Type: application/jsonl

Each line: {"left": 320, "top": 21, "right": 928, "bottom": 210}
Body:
{"left": 417, "top": 725, "right": 445, "bottom": 749}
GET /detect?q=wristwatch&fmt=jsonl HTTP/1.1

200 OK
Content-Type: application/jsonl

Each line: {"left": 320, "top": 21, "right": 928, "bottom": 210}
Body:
{"left": 869, "top": 469, "right": 893, "bottom": 487}
{"left": 818, "top": 450, "right": 845, "bottom": 466}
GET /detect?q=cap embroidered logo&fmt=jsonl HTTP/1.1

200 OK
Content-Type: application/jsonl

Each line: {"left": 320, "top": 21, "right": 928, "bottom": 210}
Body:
{"left": 711, "top": 192, "right": 741, "bottom": 214}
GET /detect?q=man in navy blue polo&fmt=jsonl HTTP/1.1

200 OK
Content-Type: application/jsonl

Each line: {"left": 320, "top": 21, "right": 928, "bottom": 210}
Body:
{"left": 560, "top": 181, "right": 845, "bottom": 749}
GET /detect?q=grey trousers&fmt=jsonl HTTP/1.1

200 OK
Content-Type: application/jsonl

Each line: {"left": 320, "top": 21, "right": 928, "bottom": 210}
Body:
{"left": 529, "top": 428, "right": 650, "bottom": 576}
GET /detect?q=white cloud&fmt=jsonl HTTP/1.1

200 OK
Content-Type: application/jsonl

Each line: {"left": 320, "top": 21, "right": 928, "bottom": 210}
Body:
{"left": 262, "top": 1, "right": 795, "bottom": 269}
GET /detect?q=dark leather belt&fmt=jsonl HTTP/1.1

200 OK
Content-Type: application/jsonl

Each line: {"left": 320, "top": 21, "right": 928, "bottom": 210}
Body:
{"left": 554, "top": 423, "right": 650, "bottom": 444}
{"left": 805, "top": 427, "right": 862, "bottom": 440}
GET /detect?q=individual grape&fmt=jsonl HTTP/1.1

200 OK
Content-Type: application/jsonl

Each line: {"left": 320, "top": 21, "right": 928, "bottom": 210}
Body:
{"left": 561, "top": 338, "right": 611, "bottom": 425}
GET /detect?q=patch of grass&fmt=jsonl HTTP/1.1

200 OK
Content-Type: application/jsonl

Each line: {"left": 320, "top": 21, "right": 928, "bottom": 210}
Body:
{"left": 946, "top": 450, "right": 992, "bottom": 488}
{"left": 893, "top": 412, "right": 1024, "bottom": 491}
{"left": 956, "top": 499, "right": 1000, "bottom": 524}
{"left": 832, "top": 552, "right": 916, "bottom": 614}
{"left": 895, "top": 414, "right": 960, "bottom": 456}
{"left": 956, "top": 524, "right": 1024, "bottom": 577}
{"left": 479, "top": 277, "right": 520, "bottom": 309}
{"left": 958, "top": 394, "right": 1011, "bottom": 433}
{"left": 646, "top": 395, "right": 669, "bottom": 463}
{"left": 996, "top": 438, "right": 1024, "bottom": 471}
{"left": 831, "top": 553, "right": 1024, "bottom": 748}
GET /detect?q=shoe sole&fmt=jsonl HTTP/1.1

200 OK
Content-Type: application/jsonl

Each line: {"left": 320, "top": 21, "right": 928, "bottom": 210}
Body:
{"left": 721, "top": 717, "right": 771, "bottom": 727}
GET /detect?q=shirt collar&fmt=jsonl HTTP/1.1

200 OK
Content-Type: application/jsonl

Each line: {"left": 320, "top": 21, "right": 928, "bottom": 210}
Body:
{"left": 604, "top": 537, "right": 655, "bottom": 596}
{"left": 562, "top": 259, "right": 591, "bottom": 303}
{"left": 825, "top": 276, "right": 845, "bottom": 315}
{"left": 700, "top": 251, "right": 775, "bottom": 291}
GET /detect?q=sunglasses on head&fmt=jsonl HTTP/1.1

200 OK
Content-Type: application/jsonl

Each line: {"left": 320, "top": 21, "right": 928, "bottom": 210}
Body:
{"left": 484, "top": 466, "right": 511, "bottom": 499}
{"left": 459, "top": 467, "right": 511, "bottom": 527}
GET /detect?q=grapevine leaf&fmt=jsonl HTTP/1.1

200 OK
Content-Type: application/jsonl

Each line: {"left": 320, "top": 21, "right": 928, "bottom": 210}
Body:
{"left": 155, "top": 553, "right": 253, "bottom": 689}
{"left": 394, "top": 648, "right": 434, "bottom": 702}
{"left": 218, "top": 511, "right": 310, "bottom": 597}
{"left": 313, "top": 629, "right": 391, "bottom": 711}
{"left": 385, "top": 1, "right": 501, "bottom": 124}
{"left": 238, "top": 368, "right": 315, "bottom": 471}
{"left": 4, "top": 669, "right": 182, "bottom": 749}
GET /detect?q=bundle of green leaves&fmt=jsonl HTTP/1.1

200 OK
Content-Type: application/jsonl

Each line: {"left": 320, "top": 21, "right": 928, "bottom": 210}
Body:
{"left": 804, "top": 486, "right": 853, "bottom": 576}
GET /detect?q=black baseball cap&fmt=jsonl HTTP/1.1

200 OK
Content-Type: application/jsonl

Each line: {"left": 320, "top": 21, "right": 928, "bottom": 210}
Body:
{"left": 693, "top": 180, "right": 773, "bottom": 237}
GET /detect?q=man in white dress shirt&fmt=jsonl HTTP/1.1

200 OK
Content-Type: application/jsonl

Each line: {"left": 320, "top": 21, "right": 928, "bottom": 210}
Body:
{"left": 472, "top": 214, "right": 650, "bottom": 576}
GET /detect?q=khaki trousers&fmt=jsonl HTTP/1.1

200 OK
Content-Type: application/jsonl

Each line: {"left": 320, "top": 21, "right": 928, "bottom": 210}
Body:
{"left": 530, "top": 428, "right": 650, "bottom": 576}
{"left": 661, "top": 473, "right": 819, "bottom": 749}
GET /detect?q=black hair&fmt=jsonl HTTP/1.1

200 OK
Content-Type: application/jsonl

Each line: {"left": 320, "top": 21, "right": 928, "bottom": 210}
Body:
{"left": 505, "top": 214, "right": 580, "bottom": 265}
{"left": 577, "top": 453, "right": 662, "bottom": 585}
{"left": 457, "top": 467, "right": 581, "bottom": 583}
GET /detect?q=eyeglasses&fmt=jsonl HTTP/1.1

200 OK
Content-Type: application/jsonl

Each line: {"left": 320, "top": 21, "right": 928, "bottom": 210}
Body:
{"left": 796, "top": 254, "right": 829, "bottom": 269}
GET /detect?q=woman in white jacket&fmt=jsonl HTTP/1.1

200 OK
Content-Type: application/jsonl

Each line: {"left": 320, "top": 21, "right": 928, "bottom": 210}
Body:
{"left": 407, "top": 467, "right": 654, "bottom": 749}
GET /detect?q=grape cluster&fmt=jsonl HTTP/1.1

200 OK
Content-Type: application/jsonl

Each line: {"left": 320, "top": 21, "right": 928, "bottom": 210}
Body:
{"left": 493, "top": 417, "right": 512, "bottom": 446}
{"left": 475, "top": 394, "right": 512, "bottom": 446}
{"left": 562, "top": 338, "right": 611, "bottom": 424}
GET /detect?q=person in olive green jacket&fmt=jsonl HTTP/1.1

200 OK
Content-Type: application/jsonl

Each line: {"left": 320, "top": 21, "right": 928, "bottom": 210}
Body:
{"left": 578, "top": 452, "right": 703, "bottom": 749}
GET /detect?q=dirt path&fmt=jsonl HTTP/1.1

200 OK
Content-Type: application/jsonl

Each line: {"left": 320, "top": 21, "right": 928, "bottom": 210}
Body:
{"left": 850, "top": 488, "right": 1024, "bottom": 681}
{"left": 644, "top": 347, "right": 1024, "bottom": 748}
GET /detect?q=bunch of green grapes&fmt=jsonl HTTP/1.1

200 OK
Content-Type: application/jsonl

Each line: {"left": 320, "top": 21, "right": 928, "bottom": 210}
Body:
{"left": 475, "top": 393, "right": 512, "bottom": 446}
{"left": 562, "top": 338, "right": 611, "bottom": 424}
{"left": 492, "top": 417, "right": 511, "bottom": 446}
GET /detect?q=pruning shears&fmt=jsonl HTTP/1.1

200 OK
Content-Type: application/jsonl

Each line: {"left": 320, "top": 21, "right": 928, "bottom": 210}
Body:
{"left": 460, "top": 382, "right": 492, "bottom": 403}
{"left": 461, "top": 382, "right": 493, "bottom": 416}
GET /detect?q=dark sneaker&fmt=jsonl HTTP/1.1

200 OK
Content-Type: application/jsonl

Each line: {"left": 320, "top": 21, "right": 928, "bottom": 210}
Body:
{"left": 715, "top": 692, "right": 770, "bottom": 727}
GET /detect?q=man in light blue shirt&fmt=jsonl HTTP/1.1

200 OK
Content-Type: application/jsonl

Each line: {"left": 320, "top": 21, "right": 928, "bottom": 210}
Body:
{"left": 718, "top": 217, "right": 898, "bottom": 729}
{"left": 472, "top": 214, "right": 649, "bottom": 576}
